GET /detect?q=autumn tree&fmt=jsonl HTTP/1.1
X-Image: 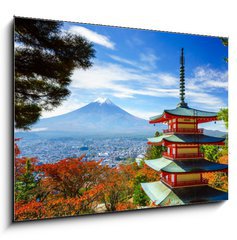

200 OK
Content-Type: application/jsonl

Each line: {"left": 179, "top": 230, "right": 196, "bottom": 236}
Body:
{"left": 37, "top": 156, "right": 106, "bottom": 199}
{"left": 14, "top": 185, "right": 105, "bottom": 221}
{"left": 15, "top": 17, "right": 95, "bottom": 129}
{"left": 14, "top": 142, "right": 162, "bottom": 220}
{"left": 99, "top": 164, "right": 136, "bottom": 211}
{"left": 202, "top": 172, "right": 228, "bottom": 192}
{"left": 201, "top": 108, "right": 228, "bottom": 192}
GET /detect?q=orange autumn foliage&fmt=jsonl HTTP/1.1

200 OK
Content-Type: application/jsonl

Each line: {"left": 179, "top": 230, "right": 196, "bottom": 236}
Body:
{"left": 98, "top": 165, "right": 135, "bottom": 211}
{"left": 219, "top": 154, "right": 228, "bottom": 164}
{"left": 15, "top": 184, "right": 106, "bottom": 221}
{"left": 116, "top": 202, "right": 136, "bottom": 211}
{"left": 36, "top": 156, "right": 107, "bottom": 198}
{"left": 137, "top": 163, "right": 160, "bottom": 182}
{"left": 202, "top": 172, "right": 228, "bottom": 192}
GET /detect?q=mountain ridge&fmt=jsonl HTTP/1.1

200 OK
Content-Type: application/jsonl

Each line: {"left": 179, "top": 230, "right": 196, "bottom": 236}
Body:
{"left": 24, "top": 98, "right": 226, "bottom": 138}
{"left": 32, "top": 98, "right": 162, "bottom": 135}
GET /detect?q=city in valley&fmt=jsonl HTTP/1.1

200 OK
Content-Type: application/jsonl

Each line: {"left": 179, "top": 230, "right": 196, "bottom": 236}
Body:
{"left": 17, "top": 137, "right": 148, "bottom": 167}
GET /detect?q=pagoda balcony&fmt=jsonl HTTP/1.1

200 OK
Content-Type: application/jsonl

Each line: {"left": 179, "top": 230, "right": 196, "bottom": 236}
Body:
{"left": 162, "top": 178, "right": 208, "bottom": 188}
{"left": 163, "top": 152, "right": 204, "bottom": 160}
{"left": 163, "top": 128, "right": 204, "bottom": 134}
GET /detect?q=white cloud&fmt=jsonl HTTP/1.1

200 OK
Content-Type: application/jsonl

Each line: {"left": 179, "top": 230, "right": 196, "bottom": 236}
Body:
{"left": 108, "top": 55, "right": 137, "bottom": 67}
{"left": 140, "top": 52, "right": 159, "bottom": 69}
{"left": 31, "top": 128, "right": 48, "bottom": 132}
{"left": 200, "top": 121, "right": 226, "bottom": 132}
{"left": 186, "top": 91, "right": 224, "bottom": 110}
{"left": 71, "top": 61, "right": 180, "bottom": 100}
{"left": 41, "top": 56, "right": 227, "bottom": 118}
{"left": 182, "top": 66, "right": 228, "bottom": 110}
{"left": 187, "top": 66, "right": 228, "bottom": 91}
{"left": 124, "top": 108, "right": 162, "bottom": 120}
{"left": 41, "top": 97, "right": 87, "bottom": 118}
{"left": 155, "top": 73, "right": 178, "bottom": 86}
{"left": 70, "top": 60, "right": 227, "bottom": 111}
{"left": 68, "top": 26, "right": 115, "bottom": 49}
{"left": 109, "top": 51, "right": 160, "bottom": 71}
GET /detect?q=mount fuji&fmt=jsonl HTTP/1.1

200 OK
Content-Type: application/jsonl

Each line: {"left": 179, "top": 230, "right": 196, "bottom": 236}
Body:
{"left": 31, "top": 97, "right": 163, "bottom": 136}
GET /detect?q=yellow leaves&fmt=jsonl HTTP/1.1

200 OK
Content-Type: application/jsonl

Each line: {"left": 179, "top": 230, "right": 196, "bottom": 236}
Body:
{"left": 219, "top": 155, "right": 228, "bottom": 164}
{"left": 203, "top": 172, "right": 228, "bottom": 192}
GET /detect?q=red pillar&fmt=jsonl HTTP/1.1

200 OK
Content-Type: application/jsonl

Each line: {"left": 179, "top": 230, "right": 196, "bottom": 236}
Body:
{"left": 175, "top": 144, "right": 177, "bottom": 158}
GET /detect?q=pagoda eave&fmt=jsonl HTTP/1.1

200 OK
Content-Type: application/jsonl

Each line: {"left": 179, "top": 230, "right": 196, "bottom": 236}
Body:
{"left": 147, "top": 141, "right": 163, "bottom": 146}
{"left": 147, "top": 139, "right": 225, "bottom": 146}
{"left": 149, "top": 111, "right": 218, "bottom": 124}
{"left": 161, "top": 168, "right": 228, "bottom": 174}
{"left": 142, "top": 48, "right": 228, "bottom": 205}
{"left": 164, "top": 139, "right": 225, "bottom": 146}
{"left": 145, "top": 158, "right": 228, "bottom": 173}
{"left": 141, "top": 181, "right": 228, "bottom": 206}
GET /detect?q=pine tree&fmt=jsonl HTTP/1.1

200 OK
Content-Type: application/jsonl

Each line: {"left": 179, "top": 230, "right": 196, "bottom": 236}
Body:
{"left": 15, "top": 158, "right": 38, "bottom": 202}
{"left": 133, "top": 175, "right": 150, "bottom": 206}
{"left": 15, "top": 17, "right": 95, "bottom": 129}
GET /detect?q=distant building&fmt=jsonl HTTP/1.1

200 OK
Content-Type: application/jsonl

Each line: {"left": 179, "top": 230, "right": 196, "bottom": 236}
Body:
{"left": 142, "top": 49, "right": 228, "bottom": 206}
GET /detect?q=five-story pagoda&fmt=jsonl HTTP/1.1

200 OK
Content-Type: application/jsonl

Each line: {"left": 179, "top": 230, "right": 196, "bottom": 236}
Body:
{"left": 141, "top": 48, "right": 228, "bottom": 206}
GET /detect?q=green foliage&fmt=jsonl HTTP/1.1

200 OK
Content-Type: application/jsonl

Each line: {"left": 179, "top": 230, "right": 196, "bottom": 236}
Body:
{"left": 133, "top": 175, "right": 149, "bottom": 206}
{"left": 145, "top": 131, "right": 166, "bottom": 159}
{"left": 133, "top": 185, "right": 149, "bottom": 206}
{"left": 154, "top": 131, "right": 160, "bottom": 137}
{"left": 209, "top": 172, "right": 228, "bottom": 191}
{"left": 220, "top": 37, "right": 228, "bottom": 47}
{"left": 15, "top": 17, "right": 95, "bottom": 129}
{"left": 146, "top": 145, "right": 166, "bottom": 159}
{"left": 201, "top": 144, "right": 228, "bottom": 163}
{"left": 220, "top": 37, "right": 228, "bottom": 62}
{"left": 217, "top": 108, "right": 228, "bottom": 153}
{"left": 218, "top": 108, "right": 228, "bottom": 129}
{"left": 201, "top": 145, "right": 221, "bottom": 162}
{"left": 124, "top": 157, "right": 135, "bottom": 165}
{"left": 15, "top": 159, "right": 38, "bottom": 202}
{"left": 213, "top": 173, "right": 228, "bottom": 189}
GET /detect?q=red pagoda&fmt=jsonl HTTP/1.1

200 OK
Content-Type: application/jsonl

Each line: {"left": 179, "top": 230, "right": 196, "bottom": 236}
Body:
{"left": 141, "top": 48, "right": 228, "bottom": 206}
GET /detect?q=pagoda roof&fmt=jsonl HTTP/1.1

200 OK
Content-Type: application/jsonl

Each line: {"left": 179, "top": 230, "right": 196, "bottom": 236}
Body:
{"left": 141, "top": 181, "right": 184, "bottom": 206}
{"left": 147, "top": 134, "right": 168, "bottom": 144}
{"left": 141, "top": 181, "right": 228, "bottom": 206}
{"left": 148, "top": 134, "right": 225, "bottom": 145}
{"left": 149, "top": 106, "right": 217, "bottom": 124}
{"left": 145, "top": 157, "right": 172, "bottom": 171}
{"left": 145, "top": 158, "right": 228, "bottom": 173}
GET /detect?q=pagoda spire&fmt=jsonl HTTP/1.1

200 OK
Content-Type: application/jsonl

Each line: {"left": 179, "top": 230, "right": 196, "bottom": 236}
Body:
{"left": 178, "top": 48, "right": 188, "bottom": 107}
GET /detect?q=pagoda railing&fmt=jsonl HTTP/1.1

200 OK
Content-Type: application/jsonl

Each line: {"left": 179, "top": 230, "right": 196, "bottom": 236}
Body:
{"left": 162, "top": 178, "right": 208, "bottom": 187}
{"left": 163, "top": 128, "right": 204, "bottom": 134}
{"left": 163, "top": 152, "right": 204, "bottom": 159}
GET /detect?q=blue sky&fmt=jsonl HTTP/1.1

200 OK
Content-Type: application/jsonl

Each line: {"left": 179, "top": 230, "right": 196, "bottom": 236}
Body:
{"left": 42, "top": 22, "right": 228, "bottom": 131}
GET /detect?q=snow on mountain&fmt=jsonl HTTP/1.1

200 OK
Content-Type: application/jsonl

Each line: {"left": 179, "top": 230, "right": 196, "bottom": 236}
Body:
{"left": 93, "top": 97, "right": 113, "bottom": 105}
{"left": 32, "top": 98, "right": 164, "bottom": 135}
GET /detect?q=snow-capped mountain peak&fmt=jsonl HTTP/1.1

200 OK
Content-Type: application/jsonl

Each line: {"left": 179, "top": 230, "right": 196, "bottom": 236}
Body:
{"left": 93, "top": 97, "right": 113, "bottom": 105}
{"left": 33, "top": 96, "right": 165, "bottom": 135}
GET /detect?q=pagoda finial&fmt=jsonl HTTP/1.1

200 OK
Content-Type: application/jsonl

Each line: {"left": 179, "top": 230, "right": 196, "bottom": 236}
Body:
{"left": 177, "top": 48, "right": 188, "bottom": 108}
